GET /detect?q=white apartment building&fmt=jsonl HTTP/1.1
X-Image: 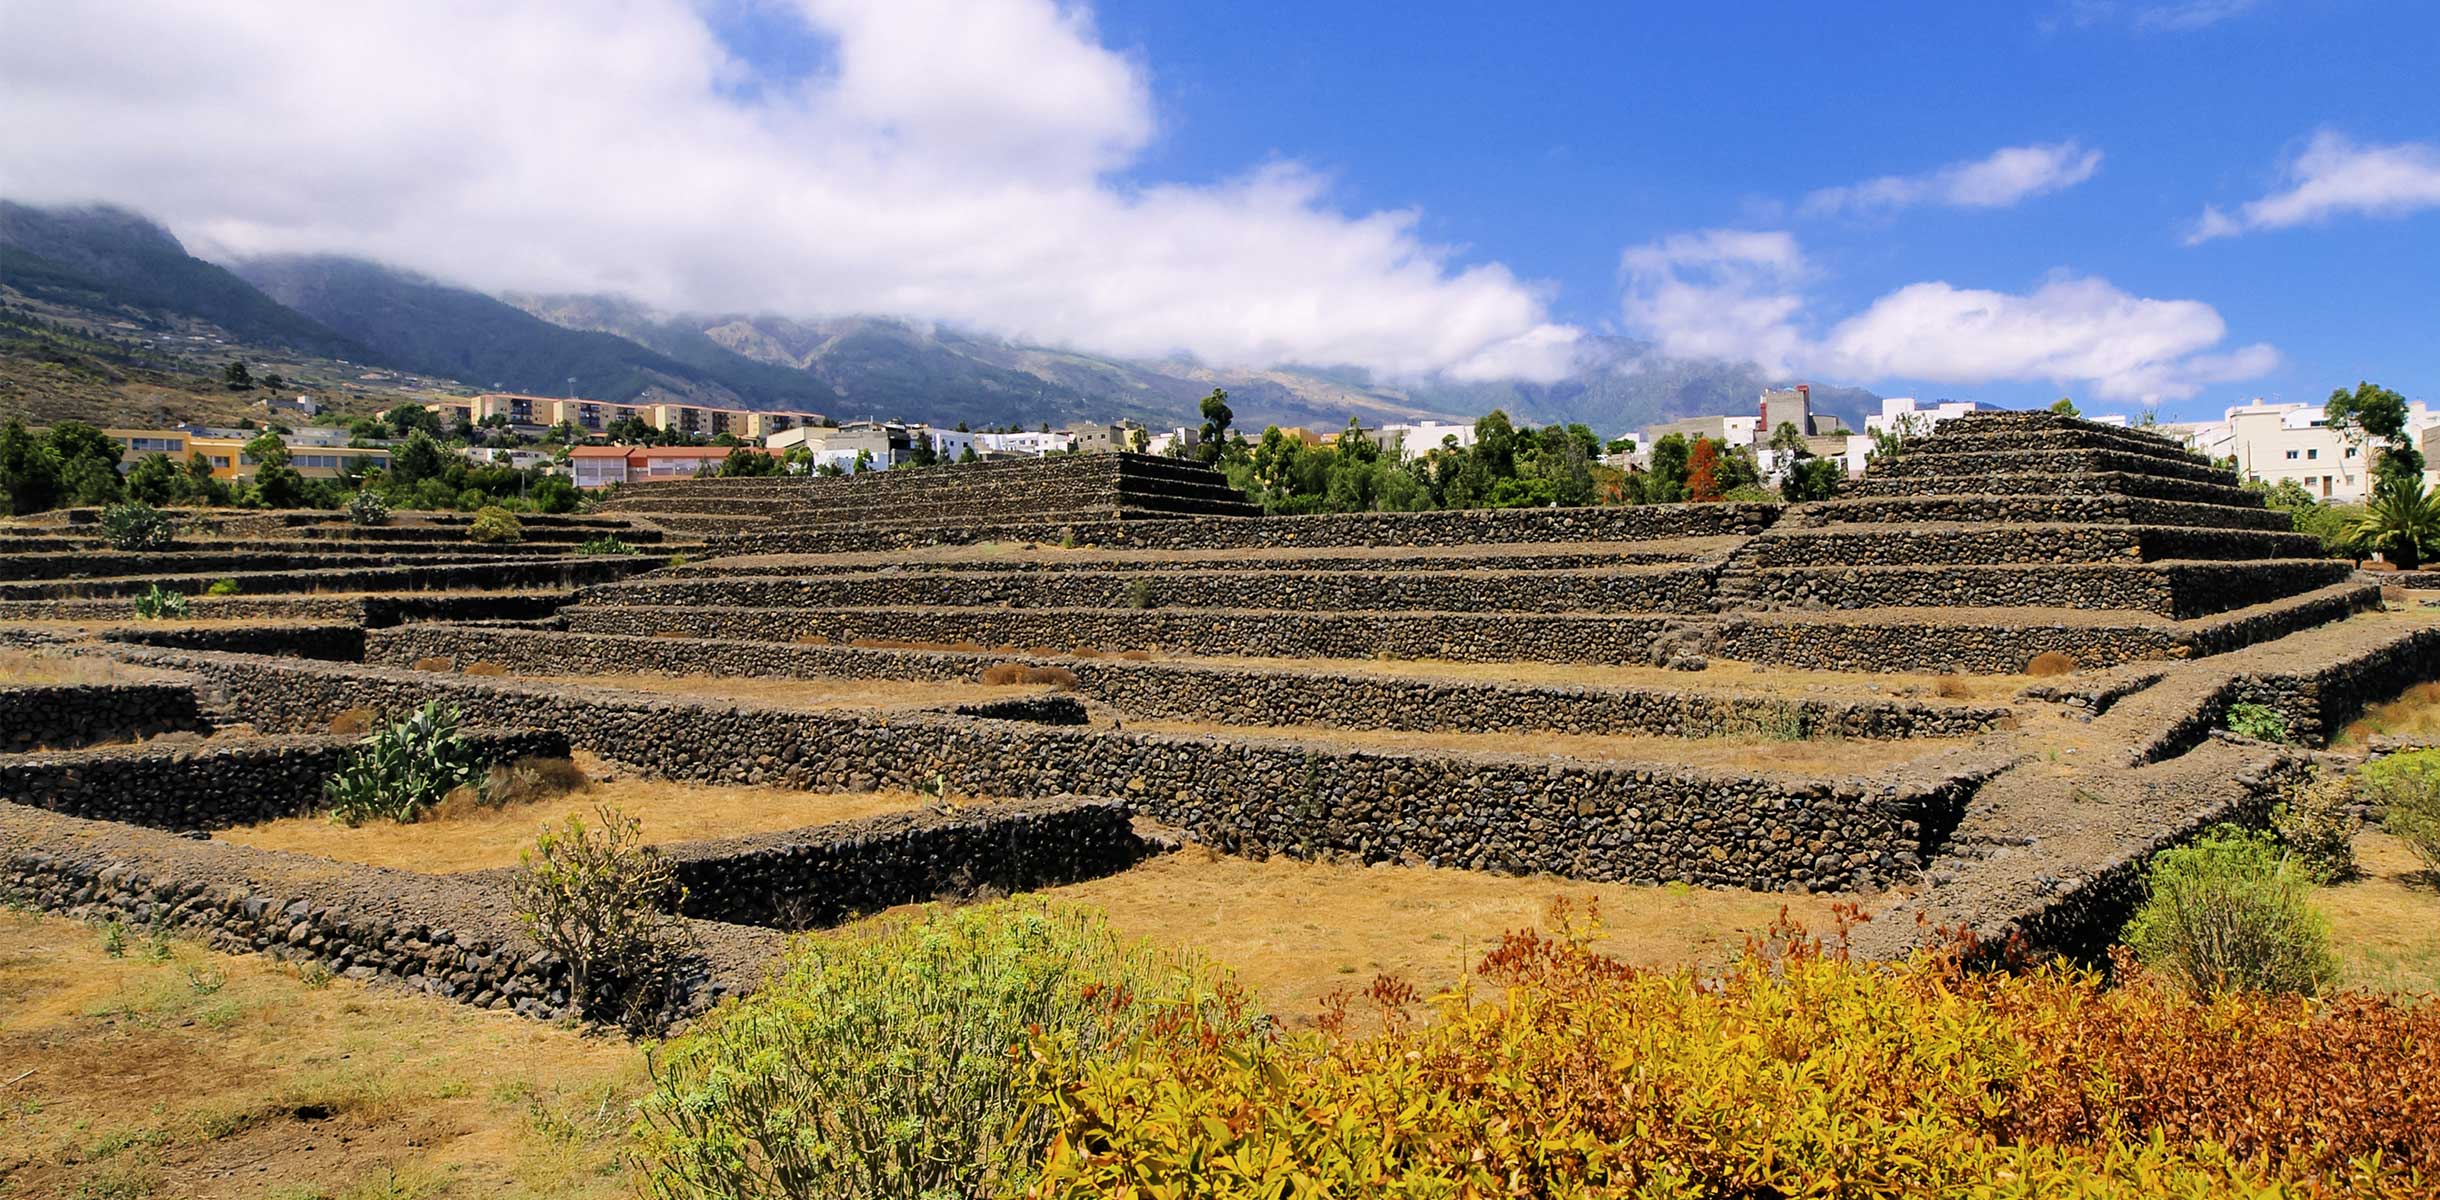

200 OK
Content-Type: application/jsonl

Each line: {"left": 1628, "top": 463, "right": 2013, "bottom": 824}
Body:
{"left": 1379, "top": 420, "right": 1479, "bottom": 461}
{"left": 2180, "top": 398, "right": 2440, "bottom": 502}
{"left": 1845, "top": 398, "right": 1983, "bottom": 476}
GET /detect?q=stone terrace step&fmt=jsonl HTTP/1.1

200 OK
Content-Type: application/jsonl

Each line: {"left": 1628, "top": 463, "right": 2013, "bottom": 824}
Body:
{"left": 1867, "top": 448, "right": 2235, "bottom": 487}
{"left": 565, "top": 602, "right": 1678, "bottom": 665}
{"left": 1746, "top": 559, "right": 2355, "bottom": 618}
{"left": 1790, "top": 494, "right": 2293, "bottom": 532}
{"left": 1717, "top": 580, "right": 2375, "bottom": 673}
{"left": 1845, "top": 471, "right": 2265, "bottom": 507}
{"left": 1743, "top": 523, "right": 2324, "bottom": 567}
{"left": 667, "top": 543, "right": 1728, "bottom": 577}
{"left": 583, "top": 563, "right": 1721, "bottom": 616}
{"left": 0, "top": 556, "right": 653, "bottom": 601}
{"left": 0, "top": 547, "right": 620, "bottom": 583}
{"left": 1902, "top": 429, "right": 2212, "bottom": 468}
{"left": 1939, "top": 409, "right": 2192, "bottom": 447}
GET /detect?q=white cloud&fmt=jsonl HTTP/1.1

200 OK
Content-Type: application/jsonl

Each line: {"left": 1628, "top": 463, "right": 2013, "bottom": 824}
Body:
{"left": 2185, "top": 130, "right": 2440, "bottom": 243}
{"left": 1802, "top": 141, "right": 2102, "bottom": 217}
{"left": 1619, "top": 233, "right": 2276, "bottom": 402}
{"left": 0, "top": 0, "right": 1578, "bottom": 381}
{"left": 2132, "top": 0, "right": 2261, "bottom": 31}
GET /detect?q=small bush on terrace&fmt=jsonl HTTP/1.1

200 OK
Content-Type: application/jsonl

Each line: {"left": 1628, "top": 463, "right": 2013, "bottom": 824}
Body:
{"left": 344, "top": 489, "right": 390, "bottom": 526}
{"left": 575, "top": 534, "right": 639, "bottom": 555}
{"left": 322, "top": 700, "right": 494, "bottom": 826}
{"left": 635, "top": 900, "right": 1247, "bottom": 1200}
{"left": 467, "top": 504, "right": 523, "bottom": 544}
{"left": 2224, "top": 700, "right": 2292, "bottom": 743}
{"left": 205, "top": 578, "right": 239, "bottom": 596}
{"left": 98, "top": 500, "right": 175, "bottom": 551}
{"left": 130, "top": 583, "right": 189, "bottom": 620}
{"left": 2271, "top": 767, "right": 2360, "bottom": 882}
{"left": 511, "top": 804, "right": 690, "bottom": 1027}
{"left": 2126, "top": 827, "right": 2338, "bottom": 997}
{"left": 2361, "top": 748, "right": 2440, "bottom": 878}
{"left": 1028, "top": 907, "right": 2440, "bottom": 1196}
{"left": 2025, "top": 650, "right": 2077, "bottom": 677}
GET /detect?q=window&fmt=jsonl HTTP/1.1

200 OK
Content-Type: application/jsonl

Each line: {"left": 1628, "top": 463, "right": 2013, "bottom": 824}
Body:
{"left": 2346, "top": 446, "right": 2359, "bottom": 458}
{"left": 209, "top": 456, "right": 231, "bottom": 468}
{"left": 2284, "top": 449, "right": 2299, "bottom": 460}
{"left": 2306, "top": 448, "right": 2319, "bottom": 460}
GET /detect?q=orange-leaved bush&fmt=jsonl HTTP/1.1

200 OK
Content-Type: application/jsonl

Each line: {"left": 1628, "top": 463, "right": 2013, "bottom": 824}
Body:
{"left": 1025, "top": 904, "right": 2438, "bottom": 1198}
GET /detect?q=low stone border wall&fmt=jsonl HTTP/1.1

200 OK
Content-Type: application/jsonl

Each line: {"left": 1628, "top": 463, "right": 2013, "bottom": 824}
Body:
{"left": 365, "top": 625, "right": 2015, "bottom": 740}
{"left": 586, "top": 564, "right": 1720, "bottom": 616}
{"left": 114, "top": 649, "right": 2000, "bottom": 891}
{"left": 717, "top": 502, "right": 1782, "bottom": 556}
{"left": 0, "top": 729, "right": 570, "bottom": 830}
{"left": 1872, "top": 447, "right": 2232, "bottom": 486}
{"left": 669, "top": 547, "right": 1713, "bottom": 576}
{"left": 102, "top": 623, "right": 367, "bottom": 661}
{"left": 1848, "top": 471, "right": 2260, "bottom": 508}
{"left": 567, "top": 603, "right": 1676, "bottom": 665}
{"left": 0, "top": 591, "right": 579, "bottom": 626}
{"left": 1718, "top": 583, "right": 2377, "bottom": 674}
{"left": 0, "top": 547, "right": 563, "bottom": 583}
{"left": 0, "top": 802, "right": 773, "bottom": 1028}
{"left": 2369, "top": 569, "right": 2440, "bottom": 589}
{"left": 1751, "top": 560, "right": 2351, "bottom": 619}
{"left": 953, "top": 696, "right": 1091, "bottom": 724}
{"left": 0, "top": 681, "right": 206, "bottom": 752}
{"left": 2016, "top": 668, "right": 2168, "bottom": 718}
{"left": 1792, "top": 495, "right": 2293, "bottom": 532}
{"left": 0, "top": 557, "right": 645, "bottom": 602}
{"left": 653, "top": 797, "right": 1143, "bottom": 928}
{"left": 2226, "top": 623, "right": 2440, "bottom": 746}
{"left": 1746, "top": 525, "right": 2321, "bottom": 568}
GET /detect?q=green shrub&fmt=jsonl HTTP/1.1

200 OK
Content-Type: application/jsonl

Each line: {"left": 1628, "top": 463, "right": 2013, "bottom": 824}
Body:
{"left": 130, "top": 583, "right": 189, "bottom": 620}
{"left": 204, "top": 578, "right": 240, "bottom": 597}
{"left": 634, "top": 900, "right": 1246, "bottom": 1200}
{"left": 344, "top": 489, "right": 391, "bottom": 526}
{"left": 1121, "top": 577, "right": 1155, "bottom": 609}
{"left": 322, "top": 701, "right": 493, "bottom": 826}
{"left": 510, "top": 804, "right": 690, "bottom": 1028}
{"left": 467, "top": 505, "right": 522, "bottom": 544}
{"left": 574, "top": 534, "right": 638, "bottom": 556}
{"left": 2359, "top": 748, "right": 2440, "bottom": 877}
{"left": 98, "top": 501, "right": 175, "bottom": 551}
{"left": 2270, "top": 769, "right": 2359, "bottom": 882}
{"left": 2125, "top": 827, "right": 2338, "bottom": 997}
{"left": 2222, "top": 701, "right": 2290, "bottom": 743}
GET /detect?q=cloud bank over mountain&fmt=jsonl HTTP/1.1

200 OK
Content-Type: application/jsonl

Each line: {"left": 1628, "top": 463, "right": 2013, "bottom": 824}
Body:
{"left": 0, "top": 0, "right": 1580, "bottom": 382}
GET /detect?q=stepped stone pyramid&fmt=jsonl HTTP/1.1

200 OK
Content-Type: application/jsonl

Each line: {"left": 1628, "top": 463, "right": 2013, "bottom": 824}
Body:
{"left": 598, "top": 452, "right": 1261, "bottom": 532}
{"left": 1708, "top": 410, "right": 2369, "bottom": 672}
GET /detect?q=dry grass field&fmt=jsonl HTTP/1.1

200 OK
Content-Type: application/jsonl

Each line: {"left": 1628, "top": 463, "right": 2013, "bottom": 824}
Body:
{"left": 0, "top": 909, "right": 640, "bottom": 1200}
{"left": 1180, "top": 652, "right": 2034, "bottom": 703}
{"left": 0, "top": 647, "right": 165, "bottom": 686}
{"left": 1024, "top": 850, "right": 1859, "bottom": 1024}
{"left": 2319, "top": 830, "right": 2440, "bottom": 995}
{"left": 2332, "top": 681, "right": 2440, "bottom": 748}
{"left": 215, "top": 754, "right": 935, "bottom": 871}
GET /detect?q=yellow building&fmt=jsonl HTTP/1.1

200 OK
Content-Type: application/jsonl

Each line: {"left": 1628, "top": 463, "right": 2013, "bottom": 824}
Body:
{"left": 101, "top": 427, "right": 391, "bottom": 480}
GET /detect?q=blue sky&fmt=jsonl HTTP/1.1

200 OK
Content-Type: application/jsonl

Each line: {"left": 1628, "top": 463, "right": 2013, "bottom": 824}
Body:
{"left": 7, "top": 1, "right": 2434, "bottom": 421}
{"left": 1068, "top": 0, "right": 2439, "bottom": 418}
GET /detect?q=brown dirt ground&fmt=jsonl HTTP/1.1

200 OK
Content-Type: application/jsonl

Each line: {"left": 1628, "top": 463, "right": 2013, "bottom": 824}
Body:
{"left": 0, "top": 909, "right": 640, "bottom": 1200}
{"left": 1126, "top": 718, "right": 1968, "bottom": 775}
{"left": 1022, "top": 849, "right": 1861, "bottom": 1025}
{"left": 2320, "top": 830, "right": 2440, "bottom": 995}
{"left": 0, "top": 647, "right": 173, "bottom": 686}
{"left": 215, "top": 753, "right": 933, "bottom": 872}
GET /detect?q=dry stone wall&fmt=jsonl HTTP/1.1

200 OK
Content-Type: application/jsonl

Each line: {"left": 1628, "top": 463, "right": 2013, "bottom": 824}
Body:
{"left": 568, "top": 603, "right": 1677, "bottom": 665}
{"left": 365, "top": 625, "right": 2011, "bottom": 740}
{"left": 652, "top": 797, "right": 1143, "bottom": 928}
{"left": 0, "top": 682, "right": 206, "bottom": 752}
{"left": 115, "top": 649, "right": 1995, "bottom": 891}
{"left": 0, "top": 729, "right": 569, "bottom": 830}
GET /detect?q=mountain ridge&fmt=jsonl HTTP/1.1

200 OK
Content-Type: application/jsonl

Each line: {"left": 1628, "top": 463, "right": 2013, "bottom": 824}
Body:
{"left": 0, "top": 200, "right": 1878, "bottom": 435}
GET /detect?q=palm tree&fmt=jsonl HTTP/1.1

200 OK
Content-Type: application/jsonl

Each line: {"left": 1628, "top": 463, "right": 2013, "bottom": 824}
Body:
{"left": 2350, "top": 475, "right": 2440, "bottom": 570}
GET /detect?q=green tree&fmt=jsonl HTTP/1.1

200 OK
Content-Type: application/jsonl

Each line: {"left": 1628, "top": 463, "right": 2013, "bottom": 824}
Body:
{"left": 529, "top": 474, "right": 578, "bottom": 513}
{"left": 1768, "top": 420, "right": 1808, "bottom": 461}
{"left": 2350, "top": 475, "right": 2440, "bottom": 570}
{"left": 181, "top": 452, "right": 231, "bottom": 506}
{"left": 1646, "top": 433, "right": 1691, "bottom": 503}
{"left": 222, "top": 360, "right": 254, "bottom": 390}
{"left": 0, "top": 418, "right": 62, "bottom": 514}
{"left": 45, "top": 421, "right": 123, "bottom": 506}
{"left": 387, "top": 430, "right": 448, "bottom": 487}
{"left": 2049, "top": 396, "right": 2080, "bottom": 416}
{"left": 384, "top": 403, "right": 444, "bottom": 440}
{"left": 2324, "top": 381, "right": 2424, "bottom": 489}
{"left": 242, "top": 429, "right": 291, "bottom": 468}
{"left": 718, "top": 446, "right": 779, "bottom": 477}
{"left": 1196, "top": 389, "right": 1235, "bottom": 464}
{"left": 124, "top": 453, "right": 181, "bottom": 505}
